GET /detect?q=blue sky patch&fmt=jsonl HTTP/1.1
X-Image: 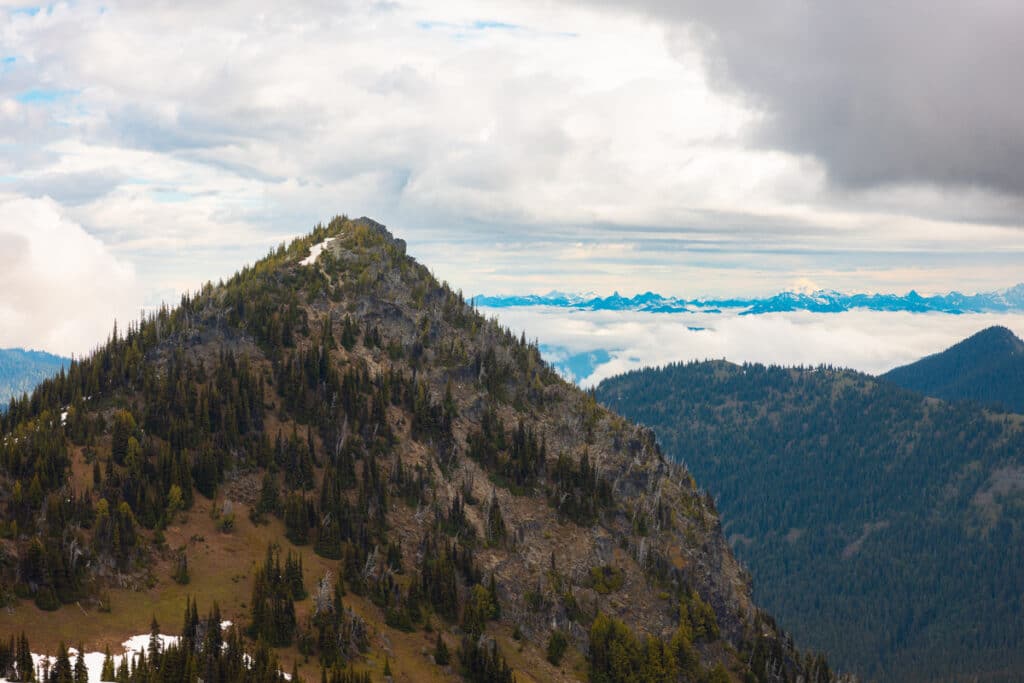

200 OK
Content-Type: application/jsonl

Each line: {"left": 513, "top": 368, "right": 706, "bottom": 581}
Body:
{"left": 417, "top": 19, "right": 522, "bottom": 32}
{"left": 15, "top": 88, "right": 76, "bottom": 104}
{"left": 470, "top": 20, "right": 519, "bottom": 31}
{"left": 151, "top": 188, "right": 192, "bottom": 204}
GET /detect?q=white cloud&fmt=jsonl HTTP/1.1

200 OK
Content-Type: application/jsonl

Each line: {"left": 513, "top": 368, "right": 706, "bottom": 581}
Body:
{"left": 0, "top": 0, "right": 1021, "bottom": 353}
{"left": 484, "top": 306, "right": 1024, "bottom": 387}
{"left": 0, "top": 196, "right": 140, "bottom": 357}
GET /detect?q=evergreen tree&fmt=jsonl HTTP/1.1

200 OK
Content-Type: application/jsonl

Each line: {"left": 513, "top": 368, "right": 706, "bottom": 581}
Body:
{"left": 248, "top": 544, "right": 298, "bottom": 647}
{"left": 434, "top": 633, "right": 450, "bottom": 666}
{"left": 52, "top": 642, "right": 72, "bottom": 683}
{"left": 17, "top": 633, "right": 34, "bottom": 682}
{"left": 148, "top": 616, "right": 162, "bottom": 664}
{"left": 173, "top": 550, "right": 190, "bottom": 585}
{"left": 100, "top": 645, "right": 115, "bottom": 682}
{"left": 72, "top": 646, "right": 87, "bottom": 683}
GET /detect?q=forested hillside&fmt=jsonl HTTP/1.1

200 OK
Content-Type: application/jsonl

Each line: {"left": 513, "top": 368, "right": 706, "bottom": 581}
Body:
{"left": 598, "top": 361, "right": 1024, "bottom": 682}
{"left": 0, "top": 217, "right": 840, "bottom": 683}
{"left": 0, "top": 348, "right": 68, "bottom": 407}
{"left": 882, "top": 325, "right": 1024, "bottom": 412}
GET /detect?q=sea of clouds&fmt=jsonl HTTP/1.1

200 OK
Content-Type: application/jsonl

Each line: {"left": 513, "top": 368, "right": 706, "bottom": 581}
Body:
{"left": 484, "top": 306, "right": 1024, "bottom": 386}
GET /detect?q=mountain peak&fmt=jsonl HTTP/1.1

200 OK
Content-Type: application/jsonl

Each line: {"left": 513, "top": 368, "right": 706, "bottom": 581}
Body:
{"left": 352, "top": 216, "right": 405, "bottom": 251}
{"left": 0, "top": 215, "right": 825, "bottom": 682}
{"left": 883, "top": 325, "right": 1024, "bottom": 411}
{"left": 969, "top": 324, "right": 1024, "bottom": 348}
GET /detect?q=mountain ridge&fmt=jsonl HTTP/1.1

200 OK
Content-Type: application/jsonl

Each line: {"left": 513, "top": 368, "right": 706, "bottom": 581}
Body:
{"left": 882, "top": 325, "right": 1024, "bottom": 412}
{"left": 0, "top": 347, "right": 69, "bottom": 407}
{"left": 475, "top": 284, "right": 1024, "bottom": 315}
{"left": 596, "top": 358, "right": 1024, "bottom": 682}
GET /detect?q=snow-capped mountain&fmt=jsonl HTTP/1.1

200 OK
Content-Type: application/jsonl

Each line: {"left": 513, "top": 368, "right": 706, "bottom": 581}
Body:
{"left": 475, "top": 284, "right": 1024, "bottom": 315}
{"left": 473, "top": 290, "right": 690, "bottom": 312}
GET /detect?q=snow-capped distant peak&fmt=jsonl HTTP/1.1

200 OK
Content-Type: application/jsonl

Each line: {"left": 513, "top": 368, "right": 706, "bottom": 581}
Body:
{"left": 474, "top": 283, "right": 1024, "bottom": 316}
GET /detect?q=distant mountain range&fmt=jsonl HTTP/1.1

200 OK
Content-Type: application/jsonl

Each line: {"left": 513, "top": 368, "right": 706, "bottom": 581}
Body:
{"left": 476, "top": 283, "right": 1024, "bottom": 315}
{"left": 0, "top": 348, "right": 68, "bottom": 407}
{"left": 882, "top": 325, "right": 1024, "bottom": 412}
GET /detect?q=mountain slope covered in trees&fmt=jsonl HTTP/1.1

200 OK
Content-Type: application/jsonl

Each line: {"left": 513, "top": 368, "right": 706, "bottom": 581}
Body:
{"left": 882, "top": 325, "right": 1024, "bottom": 412}
{"left": 597, "top": 361, "right": 1024, "bottom": 682}
{"left": 0, "top": 217, "right": 839, "bottom": 683}
{"left": 0, "top": 348, "right": 68, "bottom": 407}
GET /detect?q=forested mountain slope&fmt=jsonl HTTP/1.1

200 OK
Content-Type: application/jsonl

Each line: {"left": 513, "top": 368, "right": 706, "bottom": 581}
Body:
{"left": 882, "top": 325, "right": 1024, "bottom": 412}
{"left": 0, "top": 348, "right": 68, "bottom": 407}
{"left": 597, "top": 361, "right": 1024, "bottom": 682}
{"left": 0, "top": 217, "right": 839, "bottom": 683}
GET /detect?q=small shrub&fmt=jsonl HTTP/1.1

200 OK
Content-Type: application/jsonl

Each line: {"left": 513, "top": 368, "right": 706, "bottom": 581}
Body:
{"left": 217, "top": 512, "right": 236, "bottom": 533}
{"left": 546, "top": 630, "right": 568, "bottom": 666}
{"left": 525, "top": 589, "right": 545, "bottom": 612}
{"left": 434, "top": 633, "right": 450, "bottom": 666}
{"left": 172, "top": 550, "right": 190, "bottom": 585}
{"left": 588, "top": 565, "right": 624, "bottom": 594}
{"left": 34, "top": 586, "right": 60, "bottom": 611}
{"left": 385, "top": 607, "right": 416, "bottom": 632}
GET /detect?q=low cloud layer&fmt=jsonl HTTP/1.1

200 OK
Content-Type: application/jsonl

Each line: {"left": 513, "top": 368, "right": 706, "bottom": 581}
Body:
{"left": 485, "top": 306, "right": 1024, "bottom": 386}
{"left": 0, "top": 196, "right": 140, "bottom": 356}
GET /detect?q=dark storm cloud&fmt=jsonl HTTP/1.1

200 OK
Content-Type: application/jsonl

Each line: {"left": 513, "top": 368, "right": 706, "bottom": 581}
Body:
{"left": 589, "top": 1, "right": 1024, "bottom": 195}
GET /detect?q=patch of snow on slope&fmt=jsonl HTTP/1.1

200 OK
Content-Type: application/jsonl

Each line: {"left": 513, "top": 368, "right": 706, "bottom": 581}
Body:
{"left": 1, "top": 623, "right": 236, "bottom": 683}
{"left": 300, "top": 237, "right": 336, "bottom": 266}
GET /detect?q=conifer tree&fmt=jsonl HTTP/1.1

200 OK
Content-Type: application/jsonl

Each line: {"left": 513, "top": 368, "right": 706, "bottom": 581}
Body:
{"left": 100, "top": 645, "right": 115, "bottom": 682}
{"left": 115, "top": 653, "right": 128, "bottom": 683}
{"left": 52, "top": 642, "right": 72, "bottom": 683}
{"left": 434, "top": 633, "right": 450, "bottom": 666}
{"left": 17, "top": 633, "right": 34, "bottom": 682}
{"left": 148, "top": 616, "right": 161, "bottom": 664}
{"left": 72, "top": 645, "right": 87, "bottom": 683}
{"left": 173, "top": 550, "right": 190, "bottom": 585}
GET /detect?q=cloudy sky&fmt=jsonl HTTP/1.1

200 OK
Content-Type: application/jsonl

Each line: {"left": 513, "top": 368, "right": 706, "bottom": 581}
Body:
{"left": 2, "top": 1, "right": 1023, "bottom": 362}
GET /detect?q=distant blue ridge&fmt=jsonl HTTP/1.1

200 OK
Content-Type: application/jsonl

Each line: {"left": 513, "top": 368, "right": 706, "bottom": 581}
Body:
{"left": 476, "top": 283, "right": 1024, "bottom": 316}
{"left": 1, "top": 347, "right": 69, "bottom": 409}
{"left": 475, "top": 290, "right": 691, "bottom": 313}
{"left": 538, "top": 345, "right": 611, "bottom": 383}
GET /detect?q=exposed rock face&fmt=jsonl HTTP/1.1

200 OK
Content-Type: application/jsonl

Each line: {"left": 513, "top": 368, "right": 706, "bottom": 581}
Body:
{"left": 290, "top": 218, "right": 769, "bottom": 659}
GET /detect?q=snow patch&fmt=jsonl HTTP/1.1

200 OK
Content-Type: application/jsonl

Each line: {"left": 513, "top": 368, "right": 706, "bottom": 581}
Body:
{"left": 1, "top": 623, "right": 235, "bottom": 683}
{"left": 299, "top": 237, "right": 336, "bottom": 266}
